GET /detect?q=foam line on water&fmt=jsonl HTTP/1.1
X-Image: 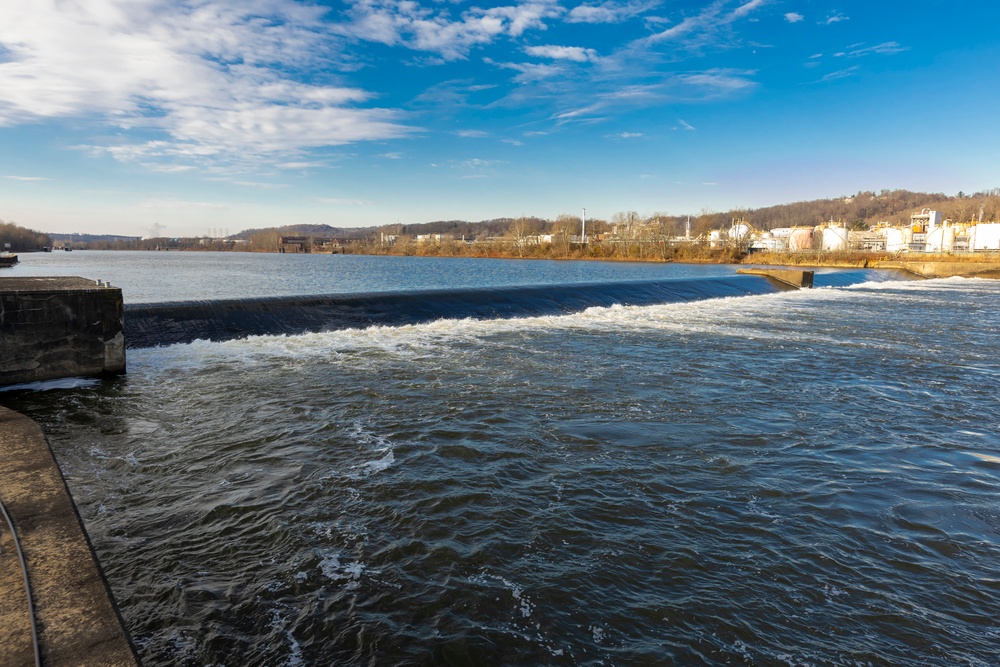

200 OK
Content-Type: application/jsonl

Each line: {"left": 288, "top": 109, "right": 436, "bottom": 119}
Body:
{"left": 124, "top": 270, "right": 906, "bottom": 350}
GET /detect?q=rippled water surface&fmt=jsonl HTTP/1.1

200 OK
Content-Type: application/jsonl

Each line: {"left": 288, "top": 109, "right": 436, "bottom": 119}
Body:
{"left": 7, "top": 250, "right": 740, "bottom": 302}
{"left": 4, "top": 257, "right": 1000, "bottom": 666}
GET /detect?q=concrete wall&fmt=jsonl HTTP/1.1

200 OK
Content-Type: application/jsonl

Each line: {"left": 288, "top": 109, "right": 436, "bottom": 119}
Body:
{"left": 0, "top": 407, "right": 138, "bottom": 665}
{"left": 0, "top": 277, "right": 125, "bottom": 387}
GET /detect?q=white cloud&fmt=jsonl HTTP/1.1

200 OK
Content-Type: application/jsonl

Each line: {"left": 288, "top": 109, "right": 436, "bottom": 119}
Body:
{"left": 679, "top": 69, "right": 757, "bottom": 93}
{"left": 142, "top": 164, "right": 196, "bottom": 173}
{"left": 784, "top": 12, "right": 804, "bottom": 23}
{"left": 612, "top": 132, "right": 644, "bottom": 138}
{"left": 457, "top": 129, "right": 489, "bottom": 138}
{"left": 502, "top": 139, "right": 524, "bottom": 146}
{"left": 4, "top": 175, "right": 49, "bottom": 181}
{"left": 674, "top": 119, "right": 695, "bottom": 130}
{"left": 0, "top": 0, "right": 416, "bottom": 166}
{"left": 277, "top": 161, "right": 329, "bottom": 169}
{"left": 842, "top": 42, "right": 908, "bottom": 58}
{"left": 525, "top": 45, "right": 600, "bottom": 62}
{"left": 731, "top": 0, "right": 768, "bottom": 20}
{"left": 486, "top": 58, "right": 564, "bottom": 84}
{"left": 642, "top": 0, "right": 767, "bottom": 46}
{"left": 818, "top": 66, "right": 859, "bottom": 82}
{"left": 380, "top": 152, "right": 403, "bottom": 159}
{"left": 336, "top": 0, "right": 564, "bottom": 60}
{"left": 822, "top": 14, "right": 849, "bottom": 25}
{"left": 566, "top": 0, "right": 658, "bottom": 24}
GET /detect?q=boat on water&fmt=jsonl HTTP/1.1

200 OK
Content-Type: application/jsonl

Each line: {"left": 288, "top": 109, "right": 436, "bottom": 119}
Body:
{"left": 0, "top": 252, "right": 18, "bottom": 267}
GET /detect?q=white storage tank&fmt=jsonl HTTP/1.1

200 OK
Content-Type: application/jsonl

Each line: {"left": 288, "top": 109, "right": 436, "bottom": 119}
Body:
{"left": 925, "top": 225, "right": 956, "bottom": 253}
{"left": 970, "top": 223, "right": 1000, "bottom": 250}
{"left": 787, "top": 227, "right": 814, "bottom": 252}
{"left": 884, "top": 228, "right": 905, "bottom": 252}
{"left": 822, "top": 226, "right": 849, "bottom": 251}
{"left": 729, "top": 222, "right": 753, "bottom": 243}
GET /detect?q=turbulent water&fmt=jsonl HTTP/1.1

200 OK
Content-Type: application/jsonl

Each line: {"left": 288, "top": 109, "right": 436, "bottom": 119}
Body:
{"left": 4, "top": 254, "right": 1000, "bottom": 665}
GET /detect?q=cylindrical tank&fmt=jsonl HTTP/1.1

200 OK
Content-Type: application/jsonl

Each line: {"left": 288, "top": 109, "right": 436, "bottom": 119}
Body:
{"left": 708, "top": 229, "right": 726, "bottom": 248}
{"left": 971, "top": 223, "right": 1000, "bottom": 250}
{"left": 822, "top": 226, "right": 849, "bottom": 251}
{"left": 944, "top": 226, "right": 956, "bottom": 251}
{"left": 787, "top": 227, "right": 814, "bottom": 252}
{"left": 884, "top": 228, "right": 905, "bottom": 252}
{"left": 924, "top": 227, "right": 944, "bottom": 252}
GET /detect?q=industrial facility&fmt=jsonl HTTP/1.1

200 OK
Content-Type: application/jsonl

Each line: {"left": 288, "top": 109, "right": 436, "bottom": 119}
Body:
{"left": 731, "top": 209, "right": 1000, "bottom": 254}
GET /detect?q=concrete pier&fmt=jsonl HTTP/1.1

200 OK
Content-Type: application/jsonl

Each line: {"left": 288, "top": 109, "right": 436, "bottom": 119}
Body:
{"left": 0, "top": 407, "right": 138, "bottom": 666}
{"left": 0, "top": 277, "right": 125, "bottom": 387}
{"left": 877, "top": 260, "right": 1000, "bottom": 279}
{"left": 737, "top": 268, "right": 814, "bottom": 288}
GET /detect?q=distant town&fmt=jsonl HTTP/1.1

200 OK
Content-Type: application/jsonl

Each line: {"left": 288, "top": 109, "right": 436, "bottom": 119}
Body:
{"left": 3, "top": 188, "right": 999, "bottom": 265}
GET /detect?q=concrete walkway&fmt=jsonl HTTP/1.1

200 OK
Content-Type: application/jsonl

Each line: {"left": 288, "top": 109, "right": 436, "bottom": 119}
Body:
{"left": 0, "top": 407, "right": 138, "bottom": 666}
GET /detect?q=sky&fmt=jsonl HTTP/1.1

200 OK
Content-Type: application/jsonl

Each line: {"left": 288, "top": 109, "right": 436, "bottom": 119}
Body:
{"left": 1, "top": 0, "right": 998, "bottom": 237}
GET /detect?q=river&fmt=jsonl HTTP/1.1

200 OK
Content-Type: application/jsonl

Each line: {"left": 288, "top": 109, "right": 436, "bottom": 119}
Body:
{"left": 3, "top": 251, "right": 999, "bottom": 665}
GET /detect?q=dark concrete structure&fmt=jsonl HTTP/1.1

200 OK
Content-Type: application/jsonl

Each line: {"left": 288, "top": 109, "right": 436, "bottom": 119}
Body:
{"left": 0, "top": 277, "right": 125, "bottom": 387}
{"left": 0, "top": 407, "right": 138, "bottom": 666}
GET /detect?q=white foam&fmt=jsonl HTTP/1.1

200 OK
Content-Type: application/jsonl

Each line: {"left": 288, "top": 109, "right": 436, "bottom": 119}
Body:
{"left": 0, "top": 377, "right": 101, "bottom": 392}
{"left": 125, "top": 276, "right": 999, "bottom": 373}
{"left": 318, "top": 552, "right": 365, "bottom": 586}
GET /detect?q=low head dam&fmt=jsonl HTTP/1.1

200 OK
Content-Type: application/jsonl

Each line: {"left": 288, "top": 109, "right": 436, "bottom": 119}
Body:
{"left": 121, "top": 270, "right": 895, "bottom": 349}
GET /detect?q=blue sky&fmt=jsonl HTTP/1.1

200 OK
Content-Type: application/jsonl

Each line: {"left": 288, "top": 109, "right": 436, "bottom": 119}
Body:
{"left": 1, "top": 0, "right": 998, "bottom": 236}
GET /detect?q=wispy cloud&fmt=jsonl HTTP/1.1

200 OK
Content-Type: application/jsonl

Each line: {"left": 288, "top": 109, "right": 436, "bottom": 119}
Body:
{"left": 4, "top": 175, "right": 49, "bottom": 181}
{"left": 642, "top": 0, "right": 768, "bottom": 47}
{"left": 679, "top": 68, "right": 757, "bottom": 93}
{"left": 457, "top": 129, "right": 489, "bottom": 138}
{"left": 566, "top": 0, "right": 659, "bottom": 24}
{"left": 822, "top": 14, "right": 849, "bottom": 25}
{"left": 335, "top": 0, "right": 564, "bottom": 60}
{"left": 380, "top": 152, "right": 404, "bottom": 159}
{"left": 817, "top": 66, "right": 859, "bottom": 82}
{"left": 142, "top": 164, "right": 196, "bottom": 173}
{"left": 609, "top": 132, "right": 644, "bottom": 138}
{"left": 840, "top": 42, "right": 908, "bottom": 58}
{"left": 784, "top": 12, "right": 804, "bottom": 23}
{"left": 674, "top": 119, "right": 696, "bottom": 130}
{"left": 0, "top": 1, "right": 416, "bottom": 168}
{"left": 525, "top": 45, "right": 600, "bottom": 63}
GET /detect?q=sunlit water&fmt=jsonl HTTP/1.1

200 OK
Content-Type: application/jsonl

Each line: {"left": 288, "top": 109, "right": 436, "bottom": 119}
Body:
{"left": 6, "top": 250, "right": 741, "bottom": 302}
{"left": 3, "top": 254, "right": 1000, "bottom": 665}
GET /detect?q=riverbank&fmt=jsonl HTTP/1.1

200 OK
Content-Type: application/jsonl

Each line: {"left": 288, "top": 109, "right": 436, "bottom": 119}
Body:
{"left": 0, "top": 407, "right": 138, "bottom": 666}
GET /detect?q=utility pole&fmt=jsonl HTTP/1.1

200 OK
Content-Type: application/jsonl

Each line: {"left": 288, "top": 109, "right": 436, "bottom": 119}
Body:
{"left": 581, "top": 208, "right": 586, "bottom": 243}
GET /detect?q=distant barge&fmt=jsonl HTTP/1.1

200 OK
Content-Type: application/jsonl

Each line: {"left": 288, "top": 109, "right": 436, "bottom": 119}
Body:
{"left": 0, "top": 253, "right": 18, "bottom": 268}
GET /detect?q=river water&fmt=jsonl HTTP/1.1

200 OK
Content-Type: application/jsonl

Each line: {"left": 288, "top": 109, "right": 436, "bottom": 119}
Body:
{"left": 3, "top": 252, "right": 1000, "bottom": 665}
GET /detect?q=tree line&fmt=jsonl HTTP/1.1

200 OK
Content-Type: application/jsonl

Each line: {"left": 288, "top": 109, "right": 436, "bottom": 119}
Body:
{"left": 0, "top": 219, "right": 52, "bottom": 252}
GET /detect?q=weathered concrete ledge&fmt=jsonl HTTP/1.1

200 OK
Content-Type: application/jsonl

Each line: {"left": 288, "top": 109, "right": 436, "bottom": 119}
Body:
{"left": 0, "top": 277, "right": 125, "bottom": 387}
{"left": 0, "top": 407, "right": 138, "bottom": 666}
{"left": 876, "top": 260, "right": 1000, "bottom": 279}
{"left": 737, "top": 268, "right": 814, "bottom": 288}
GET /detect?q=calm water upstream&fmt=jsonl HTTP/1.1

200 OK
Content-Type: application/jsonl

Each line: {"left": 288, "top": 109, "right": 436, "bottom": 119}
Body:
{"left": 3, "top": 252, "right": 1000, "bottom": 666}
